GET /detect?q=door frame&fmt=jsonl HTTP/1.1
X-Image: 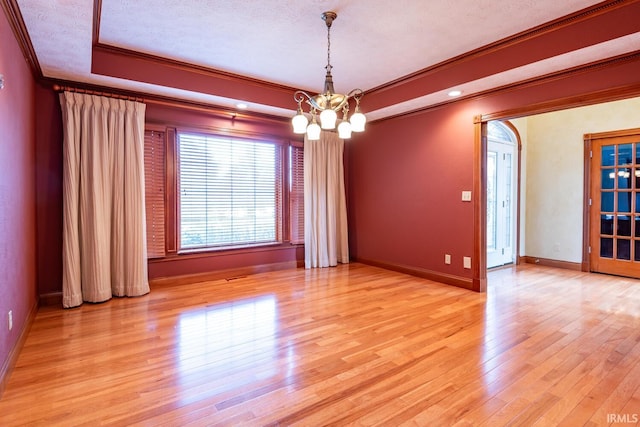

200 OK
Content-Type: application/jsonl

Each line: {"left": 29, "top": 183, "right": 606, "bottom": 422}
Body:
{"left": 486, "top": 121, "right": 520, "bottom": 269}
{"left": 472, "top": 117, "right": 523, "bottom": 292}
{"left": 582, "top": 127, "right": 640, "bottom": 273}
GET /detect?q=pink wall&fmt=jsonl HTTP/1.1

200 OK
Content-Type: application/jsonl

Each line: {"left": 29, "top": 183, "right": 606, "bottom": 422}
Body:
{"left": 0, "top": 8, "right": 37, "bottom": 382}
{"left": 348, "top": 57, "right": 640, "bottom": 284}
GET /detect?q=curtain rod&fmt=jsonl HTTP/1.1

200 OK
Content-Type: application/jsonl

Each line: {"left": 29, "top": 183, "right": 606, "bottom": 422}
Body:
{"left": 52, "top": 84, "right": 144, "bottom": 103}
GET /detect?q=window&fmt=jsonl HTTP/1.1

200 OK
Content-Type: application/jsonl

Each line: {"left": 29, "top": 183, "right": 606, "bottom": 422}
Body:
{"left": 178, "top": 132, "right": 283, "bottom": 251}
{"left": 143, "top": 124, "right": 303, "bottom": 258}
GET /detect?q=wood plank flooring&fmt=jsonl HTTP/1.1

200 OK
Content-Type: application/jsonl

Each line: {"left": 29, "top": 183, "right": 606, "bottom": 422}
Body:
{"left": 1, "top": 263, "right": 640, "bottom": 426}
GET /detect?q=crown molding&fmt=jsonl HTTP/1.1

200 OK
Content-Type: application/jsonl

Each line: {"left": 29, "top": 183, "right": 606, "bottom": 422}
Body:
{"left": 364, "top": 0, "right": 640, "bottom": 112}
{"left": 371, "top": 50, "right": 640, "bottom": 124}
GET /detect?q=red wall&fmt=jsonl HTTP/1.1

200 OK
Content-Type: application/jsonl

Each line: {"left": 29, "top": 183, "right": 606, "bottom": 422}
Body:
{"left": 348, "top": 57, "right": 640, "bottom": 283}
{"left": 0, "top": 8, "right": 37, "bottom": 381}
{"left": 35, "top": 86, "right": 63, "bottom": 295}
{"left": 33, "top": 94, "right": 304, "bottom": 294}
{"left": 348, "top": 103, "right": 476, "bottom": 279}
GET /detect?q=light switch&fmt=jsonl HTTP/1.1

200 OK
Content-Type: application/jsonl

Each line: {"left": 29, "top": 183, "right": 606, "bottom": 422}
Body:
{"left": 463, "top": 256, "right": 471, "bottom": 269}
{"left": 445, "top": 254, "right": 451, "bottom": 264}
{"left": 462, "top": 191, "right": 472, "bottom": 202}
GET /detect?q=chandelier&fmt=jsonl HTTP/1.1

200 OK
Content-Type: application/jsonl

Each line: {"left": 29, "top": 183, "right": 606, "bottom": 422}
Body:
{"left": 291, "top": 11, "right": 366, "bottom": 140}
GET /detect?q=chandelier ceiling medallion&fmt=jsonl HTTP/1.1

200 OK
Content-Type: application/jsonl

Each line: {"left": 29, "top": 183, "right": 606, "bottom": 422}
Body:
{"left": 291, "top": 11, "right": 366, "bottom": 140}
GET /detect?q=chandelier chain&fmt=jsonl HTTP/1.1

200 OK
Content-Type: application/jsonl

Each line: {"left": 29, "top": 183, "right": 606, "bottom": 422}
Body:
{"left": 326, "top": 24, "right": 332, "bottom": 73}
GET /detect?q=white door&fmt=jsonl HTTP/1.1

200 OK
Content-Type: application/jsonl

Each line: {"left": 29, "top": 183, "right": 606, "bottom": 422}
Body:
{"left": 487, "top": 123, "right": 517, "bottom": 268}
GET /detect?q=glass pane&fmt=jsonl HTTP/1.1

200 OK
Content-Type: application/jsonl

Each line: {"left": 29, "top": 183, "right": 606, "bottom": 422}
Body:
{"left": 635, "top": 168, "right": 640, "bottom": 189}
{"left": 178, "top": 133, "right": 279, "bottom": 250}
{"left": 505, "top": 153, "right": 512, "bottom": 246}
{"left": 600, "top": 214, "right": 614, "bottom": 235}
{"left": 636, "top": 216, "right": 640, "bottom": 237}
{"left": 601, "top": 169, "right": 615, "bottom": 189}
{"left": 617, "top": 239, "right": 631, "bottom": 260}
{"left": 601, "top": 192, "right": 614, "bottom": 212}
{"left": 617, "top": 215, "right": 631, "bottom": 236}
{"left": 636, "top": 193, "right": 640, "bottom": 213}
{"left": 618, "top": 144, "right": 633, "bottom": 166}
{"left": 487, "top": 121, "right": 514, "bottom": 142}
{"left": 636, "top": 143, "right": 640, "bottom": 164}
{"left": 602, "top": 145, "right": 615, "bottom": 166}
{"left": 618, "top": 192, "right": 632, "bottom": 213}
{"left": 601, "top": 238, "right": 613, "bottom": 258}
{"left": 635, "top": 240, "right": 640, "bottom": 262}
{"left": 618, "top": 168, "right": 632, "bottom": 189}
{"left": 487, "top": 151, "right": 497, "bottom": 251}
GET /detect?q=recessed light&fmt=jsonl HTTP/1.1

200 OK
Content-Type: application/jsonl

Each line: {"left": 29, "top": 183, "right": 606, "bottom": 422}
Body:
{"left": 448, "top": 90, "right": 462, "bottom": 97}
{"left": 236, "top": 102, "right": 248, "bottom": 110}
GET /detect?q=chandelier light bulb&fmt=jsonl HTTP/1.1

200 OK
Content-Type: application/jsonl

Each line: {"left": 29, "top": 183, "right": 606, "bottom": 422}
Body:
{"left": 338, "top": 120, "right": 352, "bottom": 139}
{"left": 350, "top": 110, "right": 366, "bottom": 132}
{"left": 320, "top": 108, "right": 337, "bottom": 129}
{"left": 292, "top": 112, "right": 309, "bottom": 134}
{"left": 307, "top": 121, "right": 321, "bottom": 140}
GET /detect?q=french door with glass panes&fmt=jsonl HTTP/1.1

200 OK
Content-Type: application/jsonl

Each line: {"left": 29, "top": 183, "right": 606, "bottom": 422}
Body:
{"left": 487, "top": 140, "right": 515, "bottom": 268}
{"left": 590, "top": 132, "right": 640, "bottom": 278}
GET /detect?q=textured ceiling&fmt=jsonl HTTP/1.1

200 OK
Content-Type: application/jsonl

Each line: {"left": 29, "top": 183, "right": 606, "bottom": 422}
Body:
{"left": 13, "top": 0, "right": 640, "bottom": 119}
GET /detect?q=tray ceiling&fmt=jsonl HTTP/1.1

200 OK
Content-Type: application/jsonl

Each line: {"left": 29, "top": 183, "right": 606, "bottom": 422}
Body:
{"left": 12, "top": 0, "right": 640, "bottom": 120}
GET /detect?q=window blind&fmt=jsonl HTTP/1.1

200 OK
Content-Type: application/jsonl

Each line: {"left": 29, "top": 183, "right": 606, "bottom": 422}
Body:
{"left": 144, "top": 130, "right": 166, "bottom": 258}
{"left": 178, "top": 133, "right": 283, "bottom": 250}
{"left": 290, "top": 145, "right": 305, "bottom": 244}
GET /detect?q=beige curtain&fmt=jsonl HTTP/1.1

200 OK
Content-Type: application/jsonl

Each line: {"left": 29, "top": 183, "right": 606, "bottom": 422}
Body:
{"left": 304, "top": 132, "right": 349, "bottom": 268}
{"left": 60, "top": 92, "right": 149, "bottom": 308}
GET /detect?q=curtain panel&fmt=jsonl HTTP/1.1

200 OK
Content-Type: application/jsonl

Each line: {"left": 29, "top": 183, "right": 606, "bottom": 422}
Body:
{"left": 60, "top": 92, "right": 149, "bottom": 308}
{"left": 304, "top": 132, "right": 349, "bottom": 268}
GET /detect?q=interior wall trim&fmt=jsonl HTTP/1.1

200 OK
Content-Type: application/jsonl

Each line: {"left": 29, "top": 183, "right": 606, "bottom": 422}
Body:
{"left": 0, "top": 299, "right": 38, "bottom": 399}
{"left": 365, "top": 0, "right": 638, "bottom": 98}
{"left": 355, "top": 258, "right": 474, "bottom": 291}
{"left": 375, "top": 52, "right": 640, "bottom": 125}
{"left": 39, "top": 292, "right": 62, "bottom": 307}
{"left": 149, "top": 260, "right": 302, "bottom": 288}
{"left": 0, "top": 0, "right": 42, "bottom": 79}
{"left": 91, "top": 43, "right": 298, "bottom": 110}
{"left": 480, "top": 54, "right": 640, "bottom": 122}
{"left": 92, "top": 0, "right": 102, "bottom": 44}
{"left": 472, "top": 119, "right": 487, "bottom": 293}
{"left": 520, "top": 256, "right": 582, "bottom": 271}
{"left": 92, "top": 43, "right": 299, "bottom": 95}
{"left": 481, "top": 82, "right": 640, "bottom": 123}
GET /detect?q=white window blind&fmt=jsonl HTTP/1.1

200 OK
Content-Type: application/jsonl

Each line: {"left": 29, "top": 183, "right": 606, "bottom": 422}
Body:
{"left": 178, "top": 132, "right": 282, "bottom": 251}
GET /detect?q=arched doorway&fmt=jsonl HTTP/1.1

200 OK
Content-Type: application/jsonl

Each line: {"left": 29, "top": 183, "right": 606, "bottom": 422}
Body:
{"left": 487, "top": 121, "right": 518, "bottom": 268}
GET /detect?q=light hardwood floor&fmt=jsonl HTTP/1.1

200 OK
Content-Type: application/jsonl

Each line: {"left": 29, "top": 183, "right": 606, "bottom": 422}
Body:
{"left": 1, "top": 263, "right": 640, "bottom": 426}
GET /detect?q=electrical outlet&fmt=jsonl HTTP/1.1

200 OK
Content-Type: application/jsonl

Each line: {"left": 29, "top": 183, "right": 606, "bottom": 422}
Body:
{"left": 8, "top": 310, "right": 12, "bottom": 331}
{"left": 445, "top": 254, "right": 451, "bottom": 264}
{"left": 463, "top": 257, "right": 472, "bottom": 269}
